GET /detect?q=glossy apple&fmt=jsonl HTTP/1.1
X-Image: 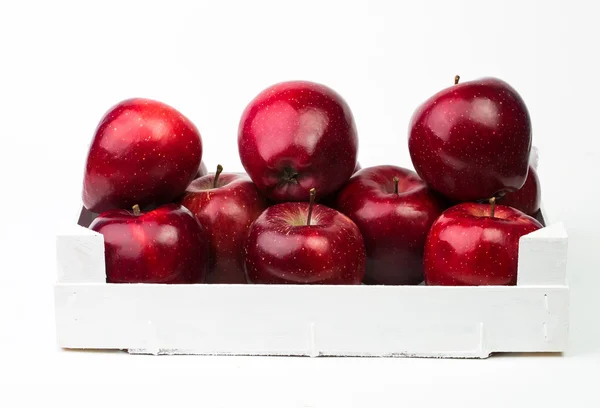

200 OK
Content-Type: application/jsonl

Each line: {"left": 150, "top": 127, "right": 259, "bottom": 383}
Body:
{"left": 498, "top": 166, "right": 540, "bottom": 216}
{"left": 244, "top": 189, "right": 366, "bottom": 284}
{"left": 424, "top": 201, "right": 542, "bottom": 286}
{"left": 317, "top": 161, "right": 362, "bottom": 207}
{"left": 83, "top": 98, "right": 203, "bottom": 213}
{"left": 336, "top": 165, "right": 446, "bottom": 285}
{"left": 196, "top": 161, "right": 208, "bottom": 178}
{"left": 408, "top": 76, "right": 532, "bottom": 202}
{"left": 89, "top": 204, "right": 209, "bottom": 283}
{"left": 238, "top": 81, "right": 358, "bottom": 202}
{"left": 181, "top": 165, "right": 269, "bottom": 283}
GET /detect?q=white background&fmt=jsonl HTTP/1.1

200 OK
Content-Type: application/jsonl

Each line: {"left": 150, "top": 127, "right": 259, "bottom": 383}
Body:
{"left": 1, "top": 0, "right": 599, "bottom": 406}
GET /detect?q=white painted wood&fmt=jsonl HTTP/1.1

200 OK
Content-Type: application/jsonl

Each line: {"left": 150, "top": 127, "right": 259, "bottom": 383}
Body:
{"left": 517, "top": 223, "right": 568, "bottom": 286}
{"left": 54, "top": 202, "right": 570, "bottom": 358}
{"left": 56, "top": 225, "right": 106, "bottom": 283}
{"left": 55, "top": 283, "right": 568, "bottom": 358}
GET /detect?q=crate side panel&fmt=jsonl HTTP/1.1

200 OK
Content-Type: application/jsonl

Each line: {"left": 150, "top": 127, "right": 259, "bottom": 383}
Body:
{"left": 517, "top": 223, "right": 568, "bottom": 286}
{"left": 55, "top": 284, "right": 569, "bottom": 357}
{"left": 56, "top": 225, "right": 106, "bottom": 283}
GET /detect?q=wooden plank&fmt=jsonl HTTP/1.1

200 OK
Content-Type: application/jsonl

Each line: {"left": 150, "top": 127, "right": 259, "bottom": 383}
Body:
{"left": 55, "top": 283, "right": 569, "bottom": 358}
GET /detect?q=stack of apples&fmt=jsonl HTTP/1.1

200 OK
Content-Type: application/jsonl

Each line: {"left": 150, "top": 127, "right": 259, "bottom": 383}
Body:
{"left": 82, "top": 77, "right": 543, "bottom": 287}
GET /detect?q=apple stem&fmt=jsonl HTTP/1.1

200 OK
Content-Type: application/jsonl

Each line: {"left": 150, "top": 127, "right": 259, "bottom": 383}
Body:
{"left": 393, "top": 176, "right": 399, "bottom": 195}
{"left": 489, "top": 197, "right": 496, "bottom": 218}
{"left": 132, "top": 204, "right": 141, "bottom": 216}
{"left": 454, "top": 75, "right": 460, "bottom": 85}
{"left": 213, "top": 164, "right": 223, "bottom": 188}
{"left": 307, "top": 188, "right": 316, "bottom": 226}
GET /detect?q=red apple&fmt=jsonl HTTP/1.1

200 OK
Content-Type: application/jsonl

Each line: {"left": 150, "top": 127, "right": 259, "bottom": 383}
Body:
{"left": 335, "top": 165, "right": 446, "bottom": 285}
{"left": 196, "top": 160, "right": 208, "bottom": 179}
{"left": 244, "top": 189, "right": 365, "bottom": 284}
{"left": 498, "top": 166, "right": 540, "bottom": 216}
{"left": 83, "top": 98, "right": 203, "bottom": 213}
{"left": 181, "top": 165, "right": 269, "bottom": 283}
{"left": 424, "top": 201, "right": 542, "bottom": 286}
{"left": 89, "top": 204, "right": 209, "bottom": 283}
{"left": 238, "top": 81, "right": 358, "bottom": 202}
{"left": 408, "top": 76, "right": 532, "bottom": 202}
{"left": 317, "top": 161, "right": 362, "bottom": 207}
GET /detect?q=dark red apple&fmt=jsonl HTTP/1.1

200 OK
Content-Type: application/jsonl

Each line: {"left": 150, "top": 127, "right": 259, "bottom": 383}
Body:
{"left": 317, "top": 161, "right": 362, "bottom": 207}
{"left": 498, "top": 166, "right": 540, "bottom": 216}
{"left": 196, "top": 160, "right": 208, "bottom": 179}
{"left": 89, "top": 204, "right": 209, "bottom": 283}
{"left": 408, "top": 76, "right": 532, "bottom": 202}
{"left": 424, "top": 201, "right": 542, "bottom": 286}
{"left": 83, "top": 98, "right": 203, "bottom": 213}
{"left": 238, "top": 81, "right": 358, "bottom": 202}
{"left": 335, "top": 165, "right": 446, "bottom": 285}
{"left": 181, "top": 165, "right": 269, "bottom": 283}
{"left": 244, "top": 189, "right": 365, "bottom": 284}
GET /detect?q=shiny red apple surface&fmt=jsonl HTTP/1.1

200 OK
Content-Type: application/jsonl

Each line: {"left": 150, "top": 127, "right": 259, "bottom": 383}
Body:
{"left": 499, "top": 166, "right": 541, "bottom": 216}
{"left": 424, "top": 202, "right": 542, "bottom": 286}
{"left": 408, "top": 76, "right": 532, "bottom": 202}
{"left": 181, "top": 166, "right": 269, "bottom": 283}
{"left": 83, "top": 98, "right": 202, "bottom": 213}
{"left": 336, "top": 165, "right": 446, "bottom": 285}
{"left": 244, "top": 190, "right": 365, "bottom": 284}
{"left": 317, "top": 161, "right": 362, "bottom": 207}
{"left": 90, "top": 204, "right": 208, "bottom": 283}
{"left": 238, "top": 81, "right": 358, "bottom": 202}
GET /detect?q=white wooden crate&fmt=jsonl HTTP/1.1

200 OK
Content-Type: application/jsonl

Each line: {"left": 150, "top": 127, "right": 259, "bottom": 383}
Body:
{"left": 53, "top": 204, "right": 569, "bottom": 359}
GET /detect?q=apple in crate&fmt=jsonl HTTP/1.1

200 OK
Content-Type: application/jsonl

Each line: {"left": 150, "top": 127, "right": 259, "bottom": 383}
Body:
{"left": 238, "top": 81, "right": 358, "bottom": 202}
{"left": 424, "top": 201, "right": 542, "bottom": 286}
{"left": 336, "top": 166, "right": 446, "bottom": 285}
{"left": 244, "top": 189, "right": 366, "bottom": 284}
{"left": 408, "top": 76, "right": 532, "bottom": 202}
{"left": 90, "top": 204, "right": 209, "bottom": 283}
{"left": 498, "top": 165, "right": 541, "bottom": 216}
{"left": 181, "top": 165, "right": 269, "bottom": 283}
{"left": 317, "top": 161, "right": 362, "bottom": 207}
{"left": 196, "top": 160, "right": 208, "bottom": 179}
{"left": 83, "top": 98, "right": 203, "bottom": 213}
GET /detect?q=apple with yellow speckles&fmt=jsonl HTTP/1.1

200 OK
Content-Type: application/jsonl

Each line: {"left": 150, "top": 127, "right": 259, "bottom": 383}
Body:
{"left": 244, "top": 189, "right": 366, "bottom": 284}
{"left": 408, "top": 76, "right": 532, "bottom": 202}
{"left": 335, "top": 165, "right": 446, "bottom": 285}
{"left": 90, "top": 204, "right": 209, "bottom": 283}
{"left": 83, "top": 98, "right": 203, "bottom": 213}
{"left": 238, "top": 80, "right": 359, "bottom": 203}
{"left": 424, "top": 200, "right": 542, "bottom": 286}
{"left": 181, "top": 165, "right": 269, "bottom": 283}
